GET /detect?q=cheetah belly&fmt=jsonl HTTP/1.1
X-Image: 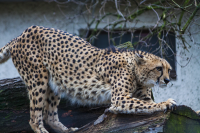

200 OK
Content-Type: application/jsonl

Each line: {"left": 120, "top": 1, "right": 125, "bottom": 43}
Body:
{"left": 48, "top": 74, "right": 111, "bottom": 106}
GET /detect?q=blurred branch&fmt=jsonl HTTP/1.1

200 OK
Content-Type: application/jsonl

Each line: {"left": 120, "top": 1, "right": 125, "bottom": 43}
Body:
{"left": 115, "top": 0, "right": 126, "bottom": 20}
{"left": 127, "top": 0, "right": 167, "bottom": 20}
{"left": 181, "top": 2, "right": 200, "bottom": 34}
{"left": 178, "top": 0, "right": 191, "bottom": 28}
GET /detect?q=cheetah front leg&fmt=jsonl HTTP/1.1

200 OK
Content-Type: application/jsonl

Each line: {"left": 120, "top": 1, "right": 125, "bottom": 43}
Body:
{"left": 132, "top": 86, "right": 155, "bottom": 104}
{"left": 109, "top": 80, "right": 176, "bottom": 114}
{"left": 43, "top": 87, "right": 78, "bottom": 133}
{"left": 109, "top": 96, "right": 176, "bottom": 114}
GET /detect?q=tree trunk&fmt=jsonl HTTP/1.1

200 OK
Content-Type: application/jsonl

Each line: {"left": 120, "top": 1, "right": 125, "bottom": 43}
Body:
{"left": 0, "top": 77, "right": 200, "bottom": 133}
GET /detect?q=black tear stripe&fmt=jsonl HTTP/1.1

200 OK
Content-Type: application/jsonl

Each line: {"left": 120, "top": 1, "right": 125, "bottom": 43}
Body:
{"left": 157, "top": 63, "right": 164, "bottom": 84}
{"left": 157, "top": 70, "right": 163, "bottom": 84}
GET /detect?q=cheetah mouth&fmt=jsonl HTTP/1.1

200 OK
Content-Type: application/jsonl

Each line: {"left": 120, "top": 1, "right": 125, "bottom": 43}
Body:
{"left": 159, "top": 84, "right": 167, "bottom": 88}
{"left": 144, "top": 79, "right": 167, "bottom": 88}
{"left": 157, "top": 81, "right": 168, "bottom": 88}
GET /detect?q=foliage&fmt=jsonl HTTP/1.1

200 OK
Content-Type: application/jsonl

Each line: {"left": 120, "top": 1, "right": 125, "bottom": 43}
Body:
{"left": 115, "top": 41, "right": 134, "bottom": 49}
{"left": 48, "top": 0, "right": 200, "bottom": 66}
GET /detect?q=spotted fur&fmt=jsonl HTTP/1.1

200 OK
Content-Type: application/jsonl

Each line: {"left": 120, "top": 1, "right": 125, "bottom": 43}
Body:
{"left": 0, "top": 26, "right": 176, "bottom": 133}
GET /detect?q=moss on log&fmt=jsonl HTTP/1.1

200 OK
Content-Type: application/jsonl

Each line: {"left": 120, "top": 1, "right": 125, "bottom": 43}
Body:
{"left": 163, "top": 106, "right": 200, "bottom": 133}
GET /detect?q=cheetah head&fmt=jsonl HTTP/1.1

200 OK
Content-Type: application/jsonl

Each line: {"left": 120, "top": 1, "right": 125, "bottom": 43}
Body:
{"left": 134, "top": 53, "right": 172, "bottom": 87}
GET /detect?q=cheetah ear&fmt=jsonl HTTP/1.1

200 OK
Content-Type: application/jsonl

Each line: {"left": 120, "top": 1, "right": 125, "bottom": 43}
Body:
{"left": 134, "top": 53, "right": 147, "bottom": 65}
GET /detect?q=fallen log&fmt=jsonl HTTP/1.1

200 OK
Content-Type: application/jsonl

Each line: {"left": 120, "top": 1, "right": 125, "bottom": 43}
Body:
{"left": 0, "top": 77, "right": 200, "bottom": 133}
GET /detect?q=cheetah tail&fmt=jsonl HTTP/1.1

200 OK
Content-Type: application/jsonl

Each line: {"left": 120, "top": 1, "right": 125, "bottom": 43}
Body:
{"left": 0, "top": 39, "right": 14, "bottom": 64}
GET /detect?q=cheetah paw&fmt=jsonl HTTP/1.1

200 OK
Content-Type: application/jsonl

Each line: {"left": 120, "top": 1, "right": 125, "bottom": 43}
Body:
{"left": 164, "top": 98, "right": 177, "bottom": 113}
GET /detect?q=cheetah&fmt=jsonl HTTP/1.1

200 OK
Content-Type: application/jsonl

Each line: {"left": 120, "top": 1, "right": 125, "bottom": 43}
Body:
{"left": 0, "top": 26, "right": 176, "bottom": 133}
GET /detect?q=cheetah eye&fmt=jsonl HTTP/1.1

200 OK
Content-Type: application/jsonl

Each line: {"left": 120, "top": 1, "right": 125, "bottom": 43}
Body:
{"left": 156, "top": 67, "right": 162, "bottom": 71}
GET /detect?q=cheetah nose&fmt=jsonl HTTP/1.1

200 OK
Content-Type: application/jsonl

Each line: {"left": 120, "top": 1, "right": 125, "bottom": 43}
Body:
{"left": 164, "top": 78, "right": 170, "bottom": 84}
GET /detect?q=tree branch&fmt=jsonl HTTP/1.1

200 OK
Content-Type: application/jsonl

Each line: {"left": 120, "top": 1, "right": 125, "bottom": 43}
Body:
{"left": 181, "top": 2, "right": 200, "bottom": 34}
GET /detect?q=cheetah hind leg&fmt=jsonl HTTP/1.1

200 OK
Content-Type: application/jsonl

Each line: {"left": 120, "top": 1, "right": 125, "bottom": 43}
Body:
{"left": 28, "top": 88, "right": 49, "bottom": 133}
{"left": 43, "top": 88, "right": 78, "bottom": 133}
